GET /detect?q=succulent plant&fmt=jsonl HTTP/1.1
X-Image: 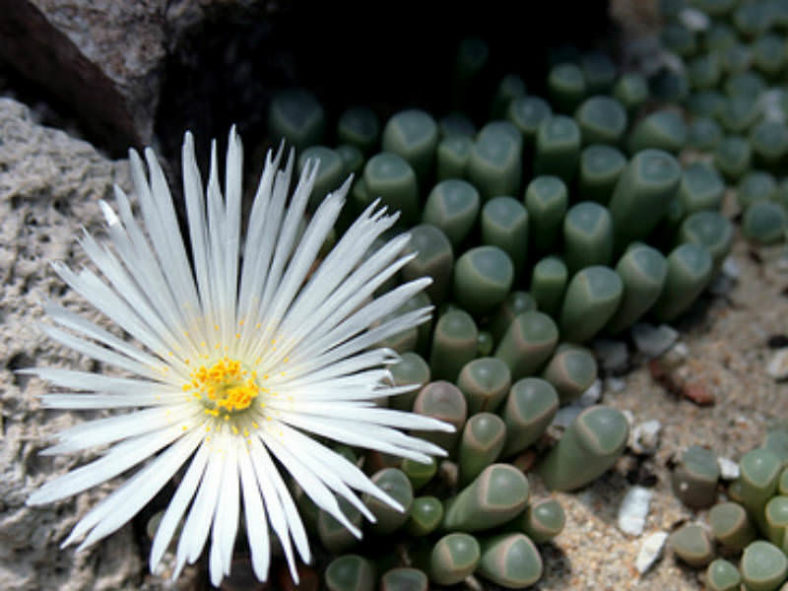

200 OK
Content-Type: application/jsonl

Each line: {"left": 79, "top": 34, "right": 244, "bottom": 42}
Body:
{"left": 443, "top": 464, "right": 530, "bottom": 531}
{"left": 537, "top": 405, "right": 629, "bottom": 491}
{"left": 477, "top": 533, "right": 544, "bottom": 588}
{"left": 364, "top": 468, "right": 414, "bottom": 534}
{"left": 525, "top": 175, "right": 569, "bottom": 254}
{"left": 739, "top": 540, "right": 787, "bottom": 591}
{"left": 268, "top": 88, "right": 325, "bottom": 150}
{"left": 507, "top": 95, "right": 553, "bottom": 146}
{"left": 459, "top": 413, "right": 507, "bottom": 484}
{"left": 406, "top": 496, "right": 444, "bottom": 536}
{"left": 578, "top": 144, "right": 627, "bottom": 204}
{"left": 337, "top": 106, "right": 380, "bottom": 154}
{"left": 501, "top": 377, "right": 560, "bottom": 457}
{"left": 533, "top": 115, "right": 582, "bottom": 182}
{"left": 453, "top": 245, "right": 514, "bottom": 317}
{"left": 430, "top": 310, "right": 478, "bottom": 382}
{"left": 515, "top": 497, "right": 566, "bottom": 542}
{"left": 563, "top": 201, "right": 614, "bottom": 273}
{"left": 530, "top": 255, "right": 568, "bottom": 318}
{"left": 436, "top": 135, "right": 473, "bottom": 180}
{"left": 606, "top": 243, "right": 668, "bottom": 334}
{"left": 559, "top": 265, "right": 623, "bottom": 343}
{"left": 422, "top": 179, "right": 480, "bottom": 248}
{"left": 541, "top": 344, "right": 598, "bottom": 405}
{"left": 363, "top": 152, "right": 419, "bottom": 224}
{"left": 380, "top": 567, "right": 429, "bottom": 591}
{"left": 574, "top": 95, "right": 628, "bottom": 146}
{"left": 489, "top": 291, "right": 537, "bottom": 343}
{"left": 468, "top": 122, "right": 523, "bottom": 200}
{"left": 548, "top": 62, "right": 586, "bottom": 113}
{"left": 672, "top": 445, "right": 721, "bottom": 508}
{"left": 628, "top": 109, "right": 688, "bottom": 154}
{"left": 612, "top": 72, "right": 648, "bottom": 113}
{"left": 709, "top": 501, "right": 757, "bottom": 551}
{"left": 651, "top": 243, "right": 713, "bottom": 322}
{"left": 608, "top": 148, "right": 681, "bottom": 247}
{"left": 706, "top": 558, "right": 742, "bottom": 591}
{"left": 742, "top": 201, "right": 787, "bottom": 245}
{"left": 325, "top": 554, "right": 376, "bottom": 591}
{"left": 382, "top": 109, "right": 438, "bottom": 184}
{"left": 457, "top": 357, "right": 512, "bottom": 414}
{"left": 481, "top": 196, "right": 529, "bottom": 278}
{"left": 429, "top": 532, "right": 480, "bottom": 586}
{"left": 669, "top": 523, "right": 715, "bottom": 568}
{"left": 412, "top": 381, "right": 467, "bottom": 453}
{"left": 495, "top": 310, "right": 559, "bottom": 380}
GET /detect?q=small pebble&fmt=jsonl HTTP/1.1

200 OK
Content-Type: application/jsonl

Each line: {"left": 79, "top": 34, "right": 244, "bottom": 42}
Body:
{"left": 636, "top": 531, "right": 669, "bottom": 575}
{"left": 593, "top": 339, "right": 629, "bottom": 373}
{"left": 632, "top": 323, "right": 679, "bottom": 358}
{"left": 551, "top": 405, "right": 584, "bottom": 429}
{"left": 605, "top": 376, "right": 627, "bottom": 393}
{"left": 618, "top": 486, "right": 653, "bottom": 536}
{"left": 678, "top": 7, "right": 709, "bottom": 31}
{"left": 717, "top": 457, "right": 740, "bottom": 481}
{"left": 766, "top": 348, "right": 788, "bottom": 380}
{"left": 630, "top": 419, "right": 662, "bottom": 455}
{"left": 681, "top": 381, "right": 715, "bottom": 406}
{"left": 708, "top": 274, "right": 734, "bottom": 296}
{"left": 578, "top": 379, "right": 602, "bottom": 407}
{"left": 661, "top": 341, "right": 689, "bottom": 370}
{"left": 721, "top": 256, "right": 740, "bottom": 280}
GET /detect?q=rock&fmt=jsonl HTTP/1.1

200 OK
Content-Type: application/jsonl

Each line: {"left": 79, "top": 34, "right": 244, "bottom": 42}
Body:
{"left": 632, "top": 323, "right": 679, "bottom": 358}
{"left": 630, "top": 419, "right": 662, "bottom": 455}
{"left": 550, "top": 405, "right": 584, "bottom": 429}
{"left": 0, "top": 98, "right": 142, "bottom": 589}
{"left": 0, "top": 0, "right": 167, "bottom": 153}
{"left": 721, "top": 256, "right": 740, "bottom": 280}
{"left": 717, "top": 457, "right": 740, "bottom": 481}
{"left": 678, "top": 8, "right": 709, "bottom": 31}
{"left": 766, "top": 348, "right": 788, "bottom": 381}
{"left": 635, "top": 531, "right": 669, "bottom": 575}
{"left": 578, "top": 379, "right": 603, "bottom": 407}
{"left": 681, "top": 380, "right": 715, "bottom": 406}
{"left": 593, "top": 338, "right": 629, "bottom": 374}
{"left": 618, "top": 486, "right": 653, "bottom": 536}
{"left": 605, "top": 376, "right": 627, "bottom": 393}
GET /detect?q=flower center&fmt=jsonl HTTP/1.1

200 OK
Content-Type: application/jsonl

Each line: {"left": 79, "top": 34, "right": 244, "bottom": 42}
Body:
{"left": 185, "top": 357, "right": 260, "bottom": 417}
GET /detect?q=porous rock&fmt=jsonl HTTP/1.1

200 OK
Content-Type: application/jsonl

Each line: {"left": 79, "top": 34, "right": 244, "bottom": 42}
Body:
{"left": 0, "top": 97, "right": 142, "bottom": 590}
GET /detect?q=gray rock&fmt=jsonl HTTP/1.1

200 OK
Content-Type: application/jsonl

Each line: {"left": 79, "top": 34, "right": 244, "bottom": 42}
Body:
{"left": 635, "top": 531, "right": 668, "bottom": 575}
{"left": 618, "top": 486, "right": 652, "bottom": 536}
{"left": 766, "top": 348, "right": 788, "bottom": 381}
{"left": 0, "top": 97, "right": 143, "bottom": 590}
{"left": 0, "top": 1, "right": 167, "bottom": 153}
{"left": 631, "top": 323, "right": 679, "bottom": 358}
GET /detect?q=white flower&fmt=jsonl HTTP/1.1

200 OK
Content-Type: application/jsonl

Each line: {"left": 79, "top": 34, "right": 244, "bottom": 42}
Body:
{"left": 26, "top": 128, "right": 451, "bottom": 586}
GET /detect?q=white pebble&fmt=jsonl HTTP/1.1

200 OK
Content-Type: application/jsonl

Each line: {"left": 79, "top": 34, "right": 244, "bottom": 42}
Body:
{"left": 766, "top": 348, "right": 788, "bottom": 381}
{"left": 618, "top": 486, "right": 653, "bottom": 536}
{"left": 635, "top": 531, "right": 669, "bottom": 575}
{"left": 630, "top": 419, "right": 662, "bottom": 455}
{"left": 721, "top": 256, "right": 740, "bottom": 280}
{"left": 632, "top": 323, "right": 679, "bottom": 358}
{"left": 578, "top": 379, "right": 602, "bottom": 407}
{"left": 605, "top": 376, "right": 627, "bottom": 393}
{"left": 679, "top": 7, "right": 710, "bottom": 31}
{"left": 717, "top": 456, "right": 740, "bottom": 480}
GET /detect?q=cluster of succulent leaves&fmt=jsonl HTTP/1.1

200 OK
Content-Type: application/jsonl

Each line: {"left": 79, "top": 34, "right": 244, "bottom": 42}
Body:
{"left": 659, "top": 0, "right": 788, "bottom": 244}
{"left": 669, "top": 424, "right": 788, "bottom": 590}
{"left": 261, "top": 4, "right": 787, "bottom": 585}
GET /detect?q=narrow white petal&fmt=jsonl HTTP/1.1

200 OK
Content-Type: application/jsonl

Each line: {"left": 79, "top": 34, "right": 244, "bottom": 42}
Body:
{"left": 237, "top": 442, "right": 271, "bottom": 582}
{"left": 41, "top": 404, "right": 196, "bottom": 455}
{"left": 150, "top": 441, "right": 210, "bottom": 573}
{"left": 70, "top": 428, "right": 202, "bottom": 550}
{"left": 28, "top": 424, "right": 185, "bottom": 505}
